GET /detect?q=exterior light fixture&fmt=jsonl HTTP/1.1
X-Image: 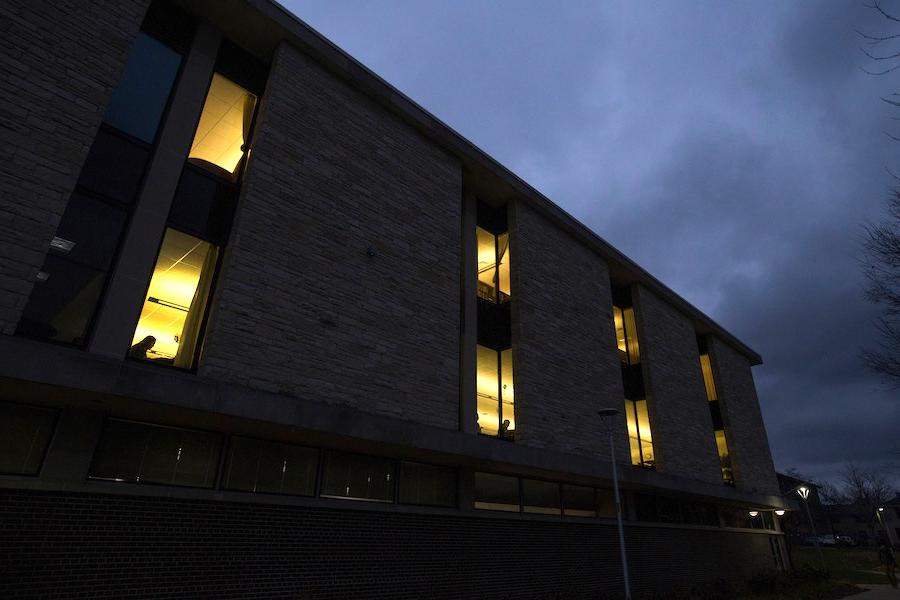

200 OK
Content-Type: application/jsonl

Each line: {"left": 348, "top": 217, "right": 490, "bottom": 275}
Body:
{"left": 775, "top": 509, "right": 785, "bottom": 517}
{"left": 878, "top": 507, "right": 885, "bottom": 512}
{"left": 748, "top": 510, "right": 759, "bottom": 518}
{"left": 797, "top": 486, "right": 810, "bottom": 500}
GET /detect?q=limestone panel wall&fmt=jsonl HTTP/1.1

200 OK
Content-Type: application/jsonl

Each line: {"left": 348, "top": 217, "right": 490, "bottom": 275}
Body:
{"left": 633, "top": 284, "right": 724, "bottom": 485}
{"left": 709, "top": 336, "right": 780, "bottom": 495}
{"left": 200, "top": 42, "right": 462, "bottom": 429}
{"left": 510, "top": 201, "right": 629, "bottom": 460}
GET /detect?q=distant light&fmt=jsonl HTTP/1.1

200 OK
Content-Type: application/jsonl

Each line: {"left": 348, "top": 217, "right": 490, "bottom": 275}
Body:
{"left": 50, "top": 236, "right": 76, "bottom": 253}
{"left": 797, "top": 486, "right": 810, "bottom": 500}
{"left": 35, "top": 271, "right": 49, "bottom": 282}
{"left": 775, "top": 509, "right": 786, "bottom": 517}
{"left": 749, "top": 510, "right": 759, "bottom": 518}
{"left": 878, "top": 507, "right": 885, "bottom": 512}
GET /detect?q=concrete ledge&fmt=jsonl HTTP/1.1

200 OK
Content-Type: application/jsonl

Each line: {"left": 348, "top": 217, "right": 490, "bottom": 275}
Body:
{"left": 0, "top": 334, "right": 783, "bottom": 508}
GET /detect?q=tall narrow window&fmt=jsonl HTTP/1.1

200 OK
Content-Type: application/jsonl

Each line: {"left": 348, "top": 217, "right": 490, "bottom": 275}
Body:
{"left": 700, "top": 347, "right": 734, "bottom": 485}
{"left": 129, "top": 229, "right": 218, "bottom": 368}
{"left": 187, "top": 73, "right": 257, "bottom": 180}
{"left": 625, "top": 398, "right": 654, "bottom": 467}
{"left": 476, "top": 345, "right": 515, "bottom": 438}
{"left": 612, "top": 286, "right": 654, "bottom": 467}
{"left": 475, "top": 202, "right": 514, "bottom": 440}
{"left": 15, "top": 12, "right": 191, "bottom": 346}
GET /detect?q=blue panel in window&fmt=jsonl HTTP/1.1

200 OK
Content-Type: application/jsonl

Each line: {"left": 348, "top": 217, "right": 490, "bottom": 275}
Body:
{"left": 102, "top": 33, "right": 182, "bottom": 143}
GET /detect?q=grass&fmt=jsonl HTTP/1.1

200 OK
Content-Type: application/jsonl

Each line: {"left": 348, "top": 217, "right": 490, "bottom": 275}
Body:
{"left": 790, "top": 545, "right": 889, "bottom": 585}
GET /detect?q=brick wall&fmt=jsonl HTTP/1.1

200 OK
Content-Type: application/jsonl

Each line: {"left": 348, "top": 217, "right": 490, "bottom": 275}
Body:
{"left": 632, "top": 285, "right": 724, "bottom": 485}
{"left": 199, "top": 42, "right": 462, "bottom": 429}
{"left": 510, "top": 201, "right": 629, "bottom": 460}
{"left": 709, "top": 337, "right": 779, "bottom": 496}
{"left": 0, "top": 489, "right": 781, "bottom": 599}
{"left": 0, "top": 0, "right": 149, "bottom": 334}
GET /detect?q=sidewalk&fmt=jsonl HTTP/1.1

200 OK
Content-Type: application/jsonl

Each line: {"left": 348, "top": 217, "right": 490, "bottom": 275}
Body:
{"left": 850, "top": 584, "right": 900, "bottom": 598}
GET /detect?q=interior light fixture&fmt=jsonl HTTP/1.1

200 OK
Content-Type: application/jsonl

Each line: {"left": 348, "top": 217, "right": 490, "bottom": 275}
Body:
{"left": 50, "top": 236, "right": 76, "bottom": 253}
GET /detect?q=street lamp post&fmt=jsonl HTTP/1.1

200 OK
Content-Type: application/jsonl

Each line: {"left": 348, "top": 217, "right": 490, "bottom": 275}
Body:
{"left": 598, "top": 408, "right": 631, "bottom": 600}
{"left": 876, "top": 507, "right": 898, "bottom": 546}
{"left": 797, "top": 486, "right": 826, "bottom": 571}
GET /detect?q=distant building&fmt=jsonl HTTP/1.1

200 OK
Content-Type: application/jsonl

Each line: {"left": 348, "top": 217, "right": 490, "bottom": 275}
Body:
{"left": 1, "top": 0, "right": 786, "bottom": 597}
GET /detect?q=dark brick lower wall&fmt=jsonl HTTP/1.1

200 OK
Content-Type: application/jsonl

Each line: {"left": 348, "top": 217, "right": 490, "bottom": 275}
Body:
{"left": 0, "top": 489, "right": 778, "bottom": 599}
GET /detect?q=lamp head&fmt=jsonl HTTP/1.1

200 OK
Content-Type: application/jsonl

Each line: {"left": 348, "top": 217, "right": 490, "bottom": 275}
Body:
{"left": 775, "top": 509, "right": 786, "bottom": 517}
{"left": 748, "top": 510, "right": 759, "bottom": 518}
{"left": 797, "top": 486, "right": 810, "bottom": 500}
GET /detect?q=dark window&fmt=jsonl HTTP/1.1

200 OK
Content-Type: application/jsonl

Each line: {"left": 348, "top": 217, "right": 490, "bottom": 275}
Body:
{"left": 657, "top": 496, "right": 684, "bottom": 524}
{"left": 562, "top": 484, "right": 596, "bottom": 517}
{"left": 77, "top": 129, "right": 151, "bottom": 204}
{"left": 320, "top": 451, "right": 395, "bottom": 503}
{"left": 597, "top": 488, "right": 618, "bottom": 518}
{"left": 102, "top": 32, "right": 183, "bottom": 143}
{"left": 89, "top": 419, "right": 221, "bottom": 488}
{"left": 634, "top": 493, "right": 659, "bottom": 522}
{"left": 522, "top": 479, "right": 561, "bottom": 515}
{"left": 682, "top": 502, "right": 720, "bottom": 527}
{"left": 474, "top": 472, "right": 519, "bottom": 512}
{"left": 0, "top": 403, "right": 57, "bottom": 475}
{"left": 223, "top": 436, "right": 317, "bottom": 496}
{"left": 398, "top": 461, "right": 456, "bottom": 507}
{"left": 50, "top": 193, "right": 128, "bottom": 271}
{"left": 168, "top": 164, "right": 238, "bottom": 245}
{"left": 16, "top": 256, "right": 105, "bottom": 344}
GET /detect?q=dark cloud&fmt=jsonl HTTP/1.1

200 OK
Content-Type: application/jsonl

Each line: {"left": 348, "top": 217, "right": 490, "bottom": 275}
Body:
{"left": 284, "top": 0, "right": 900, "bottom": 487}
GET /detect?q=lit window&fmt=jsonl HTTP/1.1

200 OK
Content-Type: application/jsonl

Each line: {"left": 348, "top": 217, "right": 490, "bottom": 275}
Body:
{"left": 188, "top": 73, "right": 257, "bottom": 177}
{"left": 476, "top": 227, "right": 510, "bottom": 303}
{"left": 0, "top": 402, "right": 57, "bottom": 476}
{"left": 700, "top": 351, "right": 735, "bottom": 485}
{"left": 130, "top": 229, "right": 218, "bottom": 368}
{"left": 625, "top": 398, "right": 654, "bottom": 467}
{"left": 700, "top": 354, "right": 718, "bottom": 401}
{"left": 476, "top": 345, "right": 514, "bottom": 439}
{"left": 613, "top": 305, "right": 640, "bottom": 365}
{"left": 89, "top": 419, "right": 221, "bottom": 488}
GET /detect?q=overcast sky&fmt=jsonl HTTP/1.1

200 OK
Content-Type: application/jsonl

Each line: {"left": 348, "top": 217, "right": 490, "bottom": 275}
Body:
{"left": 282, "top": 0, "right": 900, "bottom": 488}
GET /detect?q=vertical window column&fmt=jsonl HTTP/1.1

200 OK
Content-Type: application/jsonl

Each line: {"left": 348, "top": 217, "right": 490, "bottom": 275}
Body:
{"left": 699, "top": 338, "right": 734, "bottom": 485}
{"left": 612, "top": 287, "right": 654, "bottom": 468}
{"left": 87, "top": 21, "right": 223, "bottom": 360}
{"left": 474, "top": 202, "right": 514, "bottom": 440}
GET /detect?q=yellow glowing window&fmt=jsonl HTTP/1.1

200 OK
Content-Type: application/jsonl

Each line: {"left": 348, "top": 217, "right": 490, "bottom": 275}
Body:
{"left": 715, "top": 430, "right": 734, "bottom": 484}
{"left": 130, "top": 229, "right": 218, "bottom": 368}
{"left": 699, "top": 354, "right": 718, "bottom": 401}
{"left": 476, "top": 345, "right": 515, "bottom": 438}
{"left": 188, "top": 73, "right": 257, "bottom": 177}
{"left": 625, "top": 399, "right": 654, "bottom": 467}
{"left": 613, "top": 305, "right": 640, "bottom": 364}
{"left": 476, "top": 226, "right": 510, "bottom": 303}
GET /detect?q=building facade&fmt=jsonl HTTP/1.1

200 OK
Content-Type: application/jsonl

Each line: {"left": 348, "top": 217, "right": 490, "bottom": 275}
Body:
{"left": 0, "top": 1, "right": 786, "bottom": 598}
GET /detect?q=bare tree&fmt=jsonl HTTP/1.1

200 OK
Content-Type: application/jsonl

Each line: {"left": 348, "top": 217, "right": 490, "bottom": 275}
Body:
{"left": 860, "top": 1, "right": 900, "bottom": 384}
{"left": 840, "top": 463, "right": 897, "bottom": 539}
